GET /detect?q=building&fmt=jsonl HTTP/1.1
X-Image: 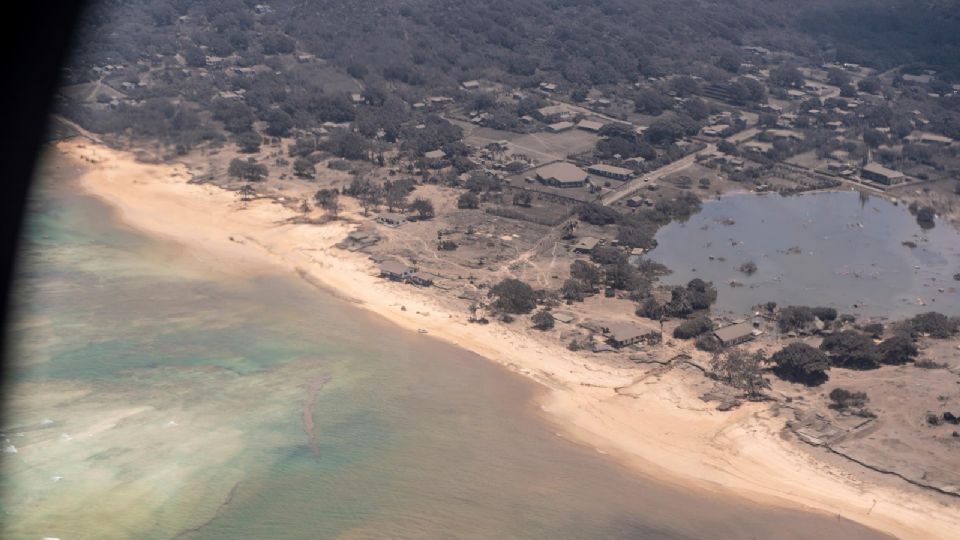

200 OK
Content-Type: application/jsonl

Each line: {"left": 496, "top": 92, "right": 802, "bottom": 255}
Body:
{"left": 713, "top": 321, "right": 755, "bottom": 347}
{"left": 764, "top": 129, "right": 805, "bottom": 142}
{"left": 701, "top": 124, "right": 730, "bottom": 137}
{"left": 461, "top": 80, "right": 480, "bottom": 90}
{"left": 576, "top": 120, "right": 605, "bottom": 132}
{"left": 587, "top": 163, "right": 634, "bottom": 181}
{"left": 535, "top": 162, "right": 590, "bottom": 188}
{"left": 409, "top": 272, "right": 434, "bottom": 287}
{"left": 573, "top": 237, "right": 600, "bottom": 254}
{"left": 906, "top": 131, "right": 953, "bottom": 147}
{"left": 536, "top": 104, "right": 570, "bottom": 120}
{"left": 423, "top": 149, "right": 446, "bottom": 160}
{"left": 606, "top": 323, "right": 654, "bottom": 348}
{"left": 379, "top": 261, "right": 414, "bottom": 281}
{"left": 376, "top": 212, "right": 407, "bottom": 227}
{"left": 861, "top": 163, "right": 904, "bottom": 185}
{"left": 547, "top": 121, "right": 575, "bottom": 133}
{"left": 350, "top": 93, "right": 364, "bottom": 104}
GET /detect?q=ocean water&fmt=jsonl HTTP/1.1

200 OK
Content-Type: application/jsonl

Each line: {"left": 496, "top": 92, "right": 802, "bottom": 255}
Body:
{"left": 649, "top": 191, "right": 960, "bottom": 318}
{"left": 1, "top": 150, "right": 889, "bottom": 539}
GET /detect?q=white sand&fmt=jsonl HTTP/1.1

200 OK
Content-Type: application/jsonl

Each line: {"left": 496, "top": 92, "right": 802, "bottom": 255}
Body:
{"left": 59, "top": 138, "right": 960, "bottom": 539}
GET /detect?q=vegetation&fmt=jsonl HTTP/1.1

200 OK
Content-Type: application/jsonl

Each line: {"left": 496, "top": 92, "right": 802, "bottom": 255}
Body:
{"left": 820, "top": 331, "right": 880, "bottom": 370}
{"left": 490, "top": 279, "right": 537, "bottom": 314}
{"left": 828, "top": 388, "right": 868, "bottom": 410}
{"left": 673, "top": 316, "right": 713, "bottom": 340}
{"left": 531, "top": 310, "right": 555, "bottom": 331}
{"left": 409, "top": 198, "right": 435, "bottom": 220}
{"left": 771, "top": 342, "right": 830, "bottom": 386}
{"left": 457, "top": 192, "right": 480, "bottom": 210}
{"left": 710, "top": 349, "right": 769, "bottom": 400}
{"left": 313, "top": 188, "right": 339, "bottom": 218}
{"left": 228, "top": 158, "right": 268, "bottom": 182}
{"left": 877, "top": 334, "right": 918, "bottom": 365}
{"left": 910, "top": 312, "right": 958, "bottom": 338}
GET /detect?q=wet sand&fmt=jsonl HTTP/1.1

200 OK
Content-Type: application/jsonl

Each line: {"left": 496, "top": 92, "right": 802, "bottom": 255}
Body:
{"left": 52, "top": 137, "right": 960, "bottom": 539}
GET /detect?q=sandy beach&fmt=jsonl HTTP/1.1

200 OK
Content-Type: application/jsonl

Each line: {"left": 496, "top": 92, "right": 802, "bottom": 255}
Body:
{"left": 57, "top": 137, "right": 960, "bottom": 539}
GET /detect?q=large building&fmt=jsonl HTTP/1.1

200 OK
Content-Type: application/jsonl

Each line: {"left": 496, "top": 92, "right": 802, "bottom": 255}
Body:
{"left": 587, "top": 163, "right": 634, "bottom": 181}
{"left": 861, "top": 163, "right": 904, "bottom": 185}
{"left": 606, "top": 323, "right": 657, "bottom": 348}
{"left": 535, "top": 162, "right": 590, "bottom": 188}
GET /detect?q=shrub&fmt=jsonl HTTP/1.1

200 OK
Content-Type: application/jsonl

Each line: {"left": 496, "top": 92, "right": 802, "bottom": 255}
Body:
{"left": 457, "top": 191, "right": 480, "bottom": 209}
{"left": 695, "top": 333, "right": 722, "bottom": 352}
{"left": 877, "top": 334, "right": 918, "bottom": 365}
{"left": 911, "top": 312, "right": 958, "bottom": 338}
{"left": 673, "top": 315, "right": 713, "bottom": 339}
{"left": 771, "top": 342, "right": 830, "bottom": 386}
{"left": 532, "top": 309, "right": 555, "bottom": 330}
{"left": 738, "top": 261, "right": 757, "bottom": 275}
{"left": 811, "top": 307, "right": 838, "bottom": 322}
{"left": 777, "top": 306, "right": 815, "bottom": 332}
{"left": 829, "top": 388, "right": 868, "bottom": 409}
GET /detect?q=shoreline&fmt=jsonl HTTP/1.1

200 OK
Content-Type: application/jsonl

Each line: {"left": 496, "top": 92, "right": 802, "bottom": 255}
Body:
{"left": 57, "top": 138, "right": 960, "bottom": 539}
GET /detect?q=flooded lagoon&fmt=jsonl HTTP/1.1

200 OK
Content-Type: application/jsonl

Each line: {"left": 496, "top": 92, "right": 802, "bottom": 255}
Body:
{"left": 1, "top": 153, "right": 889, "bottom": 539}
{"left": 649, "top": 191, "right": 960, "bottom": 318}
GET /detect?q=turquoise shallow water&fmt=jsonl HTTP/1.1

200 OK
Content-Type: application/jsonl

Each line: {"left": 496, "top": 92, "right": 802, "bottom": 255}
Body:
{"left": 1, "top": 150, "right": 889, "bottom": 539}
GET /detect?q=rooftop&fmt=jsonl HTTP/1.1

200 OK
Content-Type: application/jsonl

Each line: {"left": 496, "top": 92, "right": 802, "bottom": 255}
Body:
{"left": 535, "top": 162, "right": 589, "bottom": 184}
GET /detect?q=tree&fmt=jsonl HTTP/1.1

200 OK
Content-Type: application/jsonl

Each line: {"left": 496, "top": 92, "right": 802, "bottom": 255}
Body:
{"left": 293, "top": 157, "right": 315, "bottom": 179}
{"left": 771, "top": 342, "right": 830, "bottom": 386}
{"left": 820, "top": 331, "right": 880, "bottom": 370}
{"left": 877, "top": 334, "right": 918, "bottom": 365}
{"left": 410, "top": 197, "right": 435, "bottom": 220}
{"left": 570, "top": 260, "right": 601, "bottom": 289}
{"left": 265, "top": 109, "right": 294, "bottom": 137}
{"left": 561, "top": 279, "right": 587, "bottom": 302}
{"left": 490, "top": 278, "right": 537, "bottom": 314}
{"left": 673, "top": 315, "right": 713, "bottom": 339}
{"left": 710, "top": 349, "right": 769, "bottom": 400}
{"left": 314, "top": 188, "right": 339, "bottom": 218}
{"left": 769, "top": 65, "right": 804, "bottom": 88}
{"left": 457, "top": 191, "right": 479, "bottom": 209}
{"left": 532, "top": 309, "right": 555, "bottom": 330}
{"left": 512, "top": 191, "right": 532, "bottom": 207}
{"left": 385, "top": 181, "right": 410, "bottom": 211}
{"left": 238, "top": 184, "right": 256, "bottom": 202}
{"left": 237, "top": 131, "right": 262, "bottom": 153}
{"left": 739, "top": 261, "right": 757, "bottom": 275}
{"left": 228, "top": 158, "right": 268, "bottom": 181}
{"left": 811, "top": 307, "right": 838, "bottom": 322}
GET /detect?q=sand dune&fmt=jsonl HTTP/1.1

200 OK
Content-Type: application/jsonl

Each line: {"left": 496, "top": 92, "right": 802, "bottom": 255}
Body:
{"left": 60, "top": 138, "right": 960, "bottom": 539}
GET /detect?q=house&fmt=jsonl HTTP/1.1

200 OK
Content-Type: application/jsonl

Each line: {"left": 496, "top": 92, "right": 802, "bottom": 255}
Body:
{"left": 423, "top": 149, "right": 446, "bottom": 160}
{"left": 547, "top": 121, "right": 575, "bottom": 133}
{"left": 409, "top": 272, "right": 434, "bottom": 287}
{"left": 906, "top": 131, "right": 953, "bottom": 147}
{"left": 587, "top": 163, "right": 634, "bottom": 181}
{"left": 573, "top": 237, "right": 600, "bottom": 254}
{"left": 743, "top": 141, "right": 774, "bottom": 154}
{"left": 861, "top": 163, "right": 904, "bottom": 185}
{"left": 701, "top": 124, "right": 730, "bottom": 137}
{"left": 350, "top": 93, "right": 364, "bottom": 104}
{"left": 624, "top": 156, "right": 646, "bottom": 168}
{"left": 606, "top": 323, "right": 653, "bottom": 348}
{"left": 713, "top": 321, "right": 755, "bottom": 347}
{"left": 576, "top": 119, "right": 605, "bottom": 132}
{"left": 539, "top": 82, "right": 559, "bottom": 92}
{"left": 461, "top": 80, "right": 480, "bottom": 90}
{"left": 379, "top": 261, "right": 414, "bottom": 281}
{"left": 376, "top": 212, "right": 407, "bottom": 227}
{"left": 626, "top": 197, "right": 646, "bottom": 208}
{"left": 535, "top": 162, "right": 589, "bottom": 188}
{"left": 552, "top": 312, "right": 575, "bottom": 324}
{"left": 536, "top": 104, "right": 571, "bottom": 120}
{"left": 764, "top": 129, "right": 805, "bottom": 142}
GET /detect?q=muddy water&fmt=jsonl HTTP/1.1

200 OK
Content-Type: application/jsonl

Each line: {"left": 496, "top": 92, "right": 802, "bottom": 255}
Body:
{"left": 1, "top": 151, "right": 889, "bottom": 539}
{"left": 649, "top": 191, "right": 960, "bottom": 318}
